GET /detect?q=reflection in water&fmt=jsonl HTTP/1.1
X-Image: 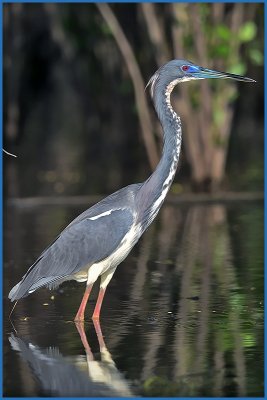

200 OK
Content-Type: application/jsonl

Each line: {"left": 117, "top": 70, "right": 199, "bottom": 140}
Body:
{"left": 4, "top": 202, "right": 263, "bottom": 396}
{"left": 9, "top": 321, "right": 133, "bottom": 397}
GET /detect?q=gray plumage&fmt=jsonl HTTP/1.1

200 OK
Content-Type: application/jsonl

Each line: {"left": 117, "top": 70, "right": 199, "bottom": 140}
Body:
{"left": 9, "top": 185, "right": 138, "bottom": 300}
{"left": 8, "top": 59, "right": 254, "bottom": 317}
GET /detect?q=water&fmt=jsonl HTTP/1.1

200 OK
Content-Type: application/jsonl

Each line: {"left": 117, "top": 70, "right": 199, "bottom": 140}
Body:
{"left": 3, "top": 200, "right": 263, "bottom": 397}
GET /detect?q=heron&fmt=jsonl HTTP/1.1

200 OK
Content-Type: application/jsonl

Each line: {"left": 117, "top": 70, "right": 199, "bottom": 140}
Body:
{"left": 8, "top": 60, "right": 255, "bottom": 321}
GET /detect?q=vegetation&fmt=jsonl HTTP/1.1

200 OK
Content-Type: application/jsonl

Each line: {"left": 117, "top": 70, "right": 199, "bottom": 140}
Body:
{"left": 4, "top": 3, "right": 263, "bottom": 196}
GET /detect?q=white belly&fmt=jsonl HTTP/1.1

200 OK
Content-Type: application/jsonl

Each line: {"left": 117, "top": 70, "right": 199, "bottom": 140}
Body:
{"left": 80, "top": 222, "right": 141, "bottom": 286}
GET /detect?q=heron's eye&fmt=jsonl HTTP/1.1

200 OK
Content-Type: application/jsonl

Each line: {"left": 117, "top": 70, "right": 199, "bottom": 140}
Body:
{"left": 182, "top": 65, "right": 189, "bottom": 72}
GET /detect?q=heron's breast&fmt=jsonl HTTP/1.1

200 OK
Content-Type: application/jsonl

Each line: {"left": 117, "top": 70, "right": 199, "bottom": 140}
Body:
{"left": 85, "top": 222, "right": 142, "bottom": 285}
{"left": 108, "top": 222, "right": 142, "bottom": 265}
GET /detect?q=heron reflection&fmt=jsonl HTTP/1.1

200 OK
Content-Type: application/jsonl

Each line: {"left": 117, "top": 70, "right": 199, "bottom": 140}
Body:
{"left": 9, "top": 320, "right": 133, "bottom": 397}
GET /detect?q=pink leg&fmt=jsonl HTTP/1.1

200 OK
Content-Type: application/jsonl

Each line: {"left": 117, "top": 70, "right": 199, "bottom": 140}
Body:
{"left": 92, "top": 287, "right": 106, "bottom": 320}
{"left": 74, "top": 284, "right": 93, "bottom": 321}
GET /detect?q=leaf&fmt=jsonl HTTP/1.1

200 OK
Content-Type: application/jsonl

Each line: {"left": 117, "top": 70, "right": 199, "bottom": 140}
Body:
{"left": 249, "top": 48, "right": 264, "bottom": 65}
{"left": 228, "top": 63, "right": 246, "bottom": 76}
{"left": 216, "top": 24, "right": 231, "bottom": 41}
{"left": 212, "top": 44, "right": 230, "bottom": 58}
{"left": 238, "top": 22, "right": 257, "bottom": 42}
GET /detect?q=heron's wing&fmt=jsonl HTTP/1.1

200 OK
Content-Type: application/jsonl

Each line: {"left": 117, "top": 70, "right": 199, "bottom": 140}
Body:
{"left": 9, "top": 208, "right": 135, "bottom": 300}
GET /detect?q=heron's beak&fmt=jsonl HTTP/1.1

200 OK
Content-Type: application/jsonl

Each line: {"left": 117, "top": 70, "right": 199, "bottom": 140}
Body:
{"left": 197, "top": 67, "right": 256, "bottom": 82}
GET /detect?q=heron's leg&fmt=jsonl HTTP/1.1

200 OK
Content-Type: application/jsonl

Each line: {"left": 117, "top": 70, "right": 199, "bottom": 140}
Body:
{"left": 74, "top": 284, "right": 93, "bottom": 322}
{"left": 92, "top": 268, "right": 116, "bottom": 320}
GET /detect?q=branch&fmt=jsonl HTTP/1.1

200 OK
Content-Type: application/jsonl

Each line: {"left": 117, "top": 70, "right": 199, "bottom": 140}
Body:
{"left": 140, "top": 3, "right": 169, "bottom": 66}
{"left": 190, "top": 3, "right": 213, "bottom": 172}
{"left": 171, "top": 3, "right": 206, "bottom": 183}
{"left": 3, "top": 149, "right": 17, "bottom": 157}
{"left": 96, "top": 3, "right": 159, "bottom": 170}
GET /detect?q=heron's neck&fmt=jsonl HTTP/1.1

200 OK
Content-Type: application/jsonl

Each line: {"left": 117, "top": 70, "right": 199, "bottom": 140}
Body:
{"left": 137, "top": 81, "right": 182, "bottom": 225}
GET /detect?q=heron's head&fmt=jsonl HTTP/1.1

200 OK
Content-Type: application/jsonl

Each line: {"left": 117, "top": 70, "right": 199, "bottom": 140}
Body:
{"left": 147, "top": 59, "right": 255, "bottom": 98}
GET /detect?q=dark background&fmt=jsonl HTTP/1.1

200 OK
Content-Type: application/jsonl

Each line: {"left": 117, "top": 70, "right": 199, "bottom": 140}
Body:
{"left": 3, "top": 3, "right": 264, "bottom": 199}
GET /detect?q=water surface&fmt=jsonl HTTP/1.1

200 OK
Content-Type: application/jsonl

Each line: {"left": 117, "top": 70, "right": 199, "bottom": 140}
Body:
{"left": 4, "top": 201, "right": 263, "bottom": 396}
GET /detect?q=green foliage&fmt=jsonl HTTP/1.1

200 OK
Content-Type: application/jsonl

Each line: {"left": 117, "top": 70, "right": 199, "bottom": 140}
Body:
{"left": 238, "top": 21, "right": 257, "bottom": 42}
{"left": 228, "top": 63, "right": 246, "bottom": 76}
{"left": 175, "top": 3, "right": 263, "bottom": 189}
{"left": 216, "top": 24, "right": 231, "bottom": 41}
{"left": 249, "top": 48, "right": 264, "bottom": 65}
{"left": 204, "top": 13, "right": 262, "bottom": 73}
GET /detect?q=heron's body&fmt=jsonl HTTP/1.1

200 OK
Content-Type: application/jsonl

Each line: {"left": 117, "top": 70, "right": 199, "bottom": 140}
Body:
{"left": 9, "top": 59, "right": 254, "bottom": 320}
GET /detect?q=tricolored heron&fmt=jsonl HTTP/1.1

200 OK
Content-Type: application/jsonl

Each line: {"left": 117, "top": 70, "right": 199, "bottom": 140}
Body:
{"left": 9, "top": 60, "right": 255, "bottom": 321}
